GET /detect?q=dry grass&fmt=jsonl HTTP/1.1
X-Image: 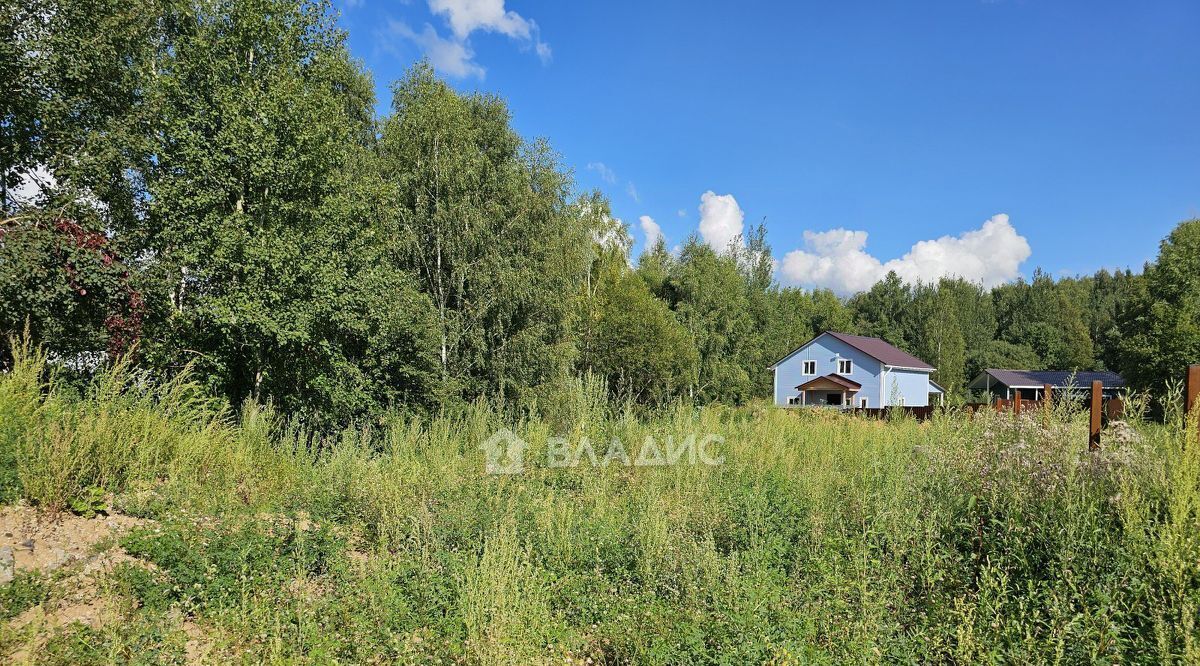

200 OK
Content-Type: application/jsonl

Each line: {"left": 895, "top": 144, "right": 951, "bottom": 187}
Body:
{"left": 2, "top": 345, "right": 1199, "bottom": 663}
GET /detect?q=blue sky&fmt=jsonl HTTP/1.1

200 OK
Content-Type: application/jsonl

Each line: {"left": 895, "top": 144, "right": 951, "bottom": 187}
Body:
{"left": 336, "top": 0, "right": 1200, "bottom": 295}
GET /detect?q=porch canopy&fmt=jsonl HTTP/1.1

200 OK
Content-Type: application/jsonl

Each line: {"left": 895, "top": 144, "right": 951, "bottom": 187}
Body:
{"left": 795, "top": 374, "right": 862, "bottom": 407}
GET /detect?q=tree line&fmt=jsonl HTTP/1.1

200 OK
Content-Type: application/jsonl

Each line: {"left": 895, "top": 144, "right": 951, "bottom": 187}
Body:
{"left": 2, "top": 0, "right": 1197, "bottom": 425}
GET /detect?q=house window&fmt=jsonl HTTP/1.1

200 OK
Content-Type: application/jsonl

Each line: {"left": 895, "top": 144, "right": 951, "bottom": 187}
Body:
{"left": 787, "top": 396, "right": 802, "bottom": 406}
{"left": 838, "top": 359, "right": 852, "bottom": 374}
{"left": 802, "top": 360, "right": 816, "bottom": 375}
{"left": 859, "top": 397, "right": 868, "bottom": 408}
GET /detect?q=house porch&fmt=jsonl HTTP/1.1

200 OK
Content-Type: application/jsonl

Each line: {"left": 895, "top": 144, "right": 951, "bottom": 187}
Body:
{"left": 794, "top": 374, "right": 863, "bottom": 408}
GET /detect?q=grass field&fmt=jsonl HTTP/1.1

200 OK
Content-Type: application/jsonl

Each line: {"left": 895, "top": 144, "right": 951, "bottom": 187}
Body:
{"left": 1, "top": 345, "right": 1199, "bottom": 664}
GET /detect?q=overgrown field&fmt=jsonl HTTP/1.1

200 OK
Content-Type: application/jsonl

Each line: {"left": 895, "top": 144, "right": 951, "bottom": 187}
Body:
{"left": 1, "top": 348, "right": 1199, "bottom": 664}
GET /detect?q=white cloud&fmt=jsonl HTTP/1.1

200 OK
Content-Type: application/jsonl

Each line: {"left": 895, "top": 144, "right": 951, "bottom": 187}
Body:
{"left": 626, "top": 182, "right": 640, "bottom": 203}
{"left": 779, "top": 213, "right": 1031, "bottom": 295}
{"left": 638, "top": 215, "right": 663, "bottom": 249}
{"left": 587, "top": 162, "right": 616, "bottom": 184}
{"left": 779, "top": 229, "right": 883, "bottom": 295}
{"left": 385, "top": 20, "right": 485, "bottom": 78}
{"left": 427, "top": 0, "right": 550, "bottom": 63}
{"left": 697, "top": 191, "right": 745, "bottom": 253}
{"left": 676, "top": 209, "right": 686, "bottom": 218}
{"left": 430, "top": 0, "right": 531, "bottom": 40}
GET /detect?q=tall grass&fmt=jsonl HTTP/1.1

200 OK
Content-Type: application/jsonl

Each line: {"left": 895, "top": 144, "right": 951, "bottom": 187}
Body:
{"left": 2, "top": 345, "right": 1200, "bottom": 663}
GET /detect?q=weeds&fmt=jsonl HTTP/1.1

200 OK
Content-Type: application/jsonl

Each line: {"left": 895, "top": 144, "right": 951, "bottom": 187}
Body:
{"left": 2, "top": 346, "right": 1199, "bottom": 663}
{"left": 0, "top": 570, "right": 49, "bottom": 621}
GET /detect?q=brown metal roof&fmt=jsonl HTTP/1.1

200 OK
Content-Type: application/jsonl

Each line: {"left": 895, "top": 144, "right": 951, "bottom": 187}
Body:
{"left": 796, "top": 373, "right": 863, "bottom": 391}
{"left": 823, "top": 332, "right": 935, "bottom": 370}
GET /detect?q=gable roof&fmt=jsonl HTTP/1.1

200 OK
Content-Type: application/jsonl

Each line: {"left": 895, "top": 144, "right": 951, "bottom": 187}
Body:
{"left": 969, "top": 369, "right": 1126, "bottom": 390}
{"left": 769, "top": 331, "right": 935, "bottom": 371}
{"left": 796, "top": 373, "right": 863, "bottom": 391}
{"left": 823, "top": 332, "right": 935, "bottom": 369}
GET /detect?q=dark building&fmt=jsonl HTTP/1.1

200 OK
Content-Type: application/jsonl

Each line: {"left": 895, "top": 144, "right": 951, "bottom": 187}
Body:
{"left": 967, "top": 369, "right": 1126, "bottom": 400}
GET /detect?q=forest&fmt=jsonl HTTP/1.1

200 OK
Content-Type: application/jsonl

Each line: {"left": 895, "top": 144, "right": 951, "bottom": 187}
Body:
{"left": 3, "top": 0, "right": 1198, "bottom": 427}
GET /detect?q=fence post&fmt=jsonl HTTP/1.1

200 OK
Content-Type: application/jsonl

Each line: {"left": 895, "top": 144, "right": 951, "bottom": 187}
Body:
{"left": 1014, "top": 389, "right": 1022, "bottom": 416}
{"left": 1089, "top": 380, "right": 1102, "bottom": 451}
{"left": 1043, "top": 383, "right": 1053, "bottom": 410}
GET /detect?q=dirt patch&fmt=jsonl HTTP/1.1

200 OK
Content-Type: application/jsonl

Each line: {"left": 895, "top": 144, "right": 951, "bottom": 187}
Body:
{"left": 1, "top": 504, "right": 152, "bottom": 663}
{"left": 0, "top": 504, "right": 147, "bottom": 578}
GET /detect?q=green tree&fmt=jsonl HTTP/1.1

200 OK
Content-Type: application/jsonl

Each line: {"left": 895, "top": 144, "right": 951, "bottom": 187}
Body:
{"left": 1117, "top": 219, "right": 1200, "bottom": 392}
{"left": 808, "top": 288, "right": 855, "bottom": 335}
{"left": 735, "top": 224, "right": 783, "bottom": 398}
{"left": 762, "top": 289, "right": 818, "bottom": 365}
{"left": 635, "top": 238, "right": 675, "bottom": 303}
{"left": 582, "top": 267, "right": 697, "bottom": 406}
{"left": 1, "top": 0, "right": 164, "bottom": 224}
{"left": 132, "top": 0, "right": 445, "bottom": 422}
{"left": 993, "top": 271, "right": 1093, "bottom": 371}
{"left": 1, "top": 0, "right": 162, "bottom": 363}
{"left": 971, "top": 340, "right": 1042, "bottom": 374}
{"left": 667, "top": 239, "right": 757, "bottom": 403}
{"left": 911, "top": 282, "right": 967, "bottom": 397}
{"left": 379, "top": 63, "right": 592, "bottom": 405}
{"left": 849, "top": 272, "right": 911, "bottom": 348}
{"left": 1086, "top": 269, "right": 1145, "bottom": 371}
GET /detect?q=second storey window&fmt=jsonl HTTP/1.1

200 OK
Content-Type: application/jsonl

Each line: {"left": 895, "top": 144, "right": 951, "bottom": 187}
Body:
{"left": 803, "top": 360, "right": 816, "bottom": 375}
{"left": 838, "top": 359, "right": 853, "bottom": 374}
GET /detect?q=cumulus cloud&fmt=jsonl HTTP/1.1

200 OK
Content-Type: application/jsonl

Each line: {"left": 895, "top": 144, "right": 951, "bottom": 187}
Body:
{"left": 587, "top": 162, "right": 616, "bottom": 184}
{"left": 430, "top": 0, "right": 531, "bottom": 39}
{"left": 381, "top": 1, "right": 549, "bottom": 79}
{"left": 779, "top": 213, "right": 1031, "bottom": 295}
{"left": 639, "top": 215, "right": 663, "bottom": 249}
{"left": 697, "top": 191, "right": 745, "bottom": 253}
{"left": 427, "top": 0, "right": 551, "bottom": 63}
{"left": 384, "top": 20, "right": 485, "bottom": 78}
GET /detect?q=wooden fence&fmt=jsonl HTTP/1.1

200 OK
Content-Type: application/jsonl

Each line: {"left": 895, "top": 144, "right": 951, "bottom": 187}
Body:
{"left": 965, "top": 381, "right": 1124, "bottom": 451}
{"left": 966, "top": 366, "right": 1196, "bottom": 451}
{"left": 827, "top": 364, "right": 1200, "bottom": 451}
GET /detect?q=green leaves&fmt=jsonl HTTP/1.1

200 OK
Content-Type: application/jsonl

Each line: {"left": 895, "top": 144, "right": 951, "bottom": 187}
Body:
{"left": 1116, "top": 219, "right": 1200, "bottom": 394}
{"left": 5, "top": 0, "right": 1193, "bottom": 426}
{"left": 0, "top": 215, "right": 144, "bottom": 367}
{"left": 378, "top": 63, "right": 587, "bottom": 407}
{"left": 68, "top": 484, "right": 108, "bottom": 518}
{"left": 582, "top": 269, "right": 697, "bottom": 406}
